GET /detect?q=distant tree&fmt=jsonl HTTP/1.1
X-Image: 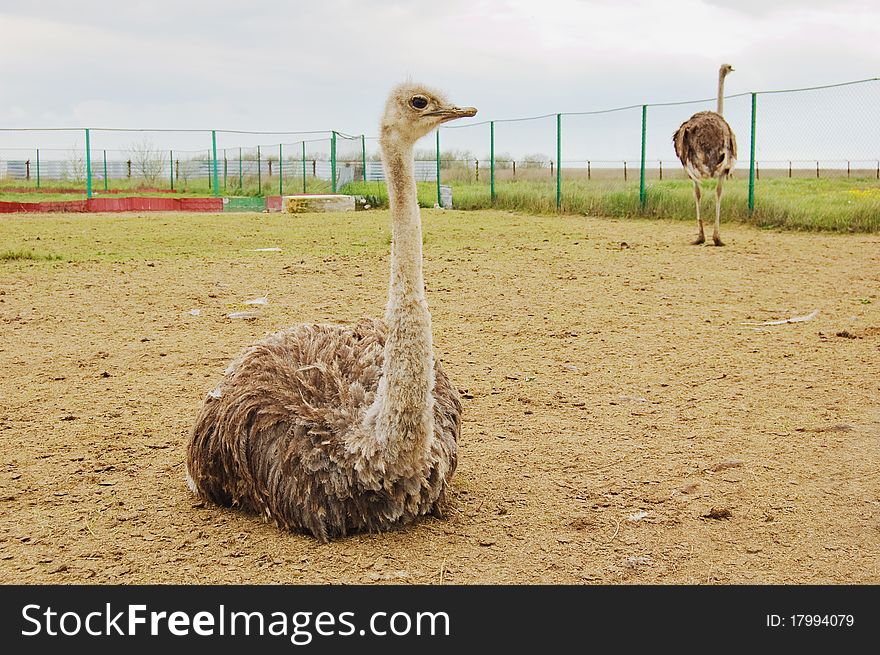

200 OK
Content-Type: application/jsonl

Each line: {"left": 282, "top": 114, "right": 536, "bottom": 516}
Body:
{"left": 520, "top": 153, "right": 550, "bottom": 168}
{"left": 412, "top": 148, "right": 437, "bottom": 162}
{"left": 438, "top": 149, "right": 475, "bottom": 170}
{"left": 493, "top": 152, "right": 513, "bottom": 169}
{"left": 65, "top": 144, "right": 87, "bottom": 184}
{"left": 176, "top": 156, "right": 202, "bottom": 188}
{"left": 129, "top": 139, "right": 165, "bottom": 186}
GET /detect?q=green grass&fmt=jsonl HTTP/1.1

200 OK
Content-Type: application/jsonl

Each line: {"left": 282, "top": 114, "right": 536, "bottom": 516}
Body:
{"left": 342, "top": 176, "right": 880, "bottom": 233}
{"left": 1, "top": 207, "right": 877, "bottom": 270}
{"left": 0, "top": 212, "right": 392, "bottom": 262}
{"left": 5, "top": 174, "right": 878, "bottom": 233}
{"left": 0, "top": 248, "right": 64, "bottom": 261}
{"left": 0, "top": 177, "right": 199, "bottom": 201}
{"left": 0, "top": 210, "right": 565, "bottom": 263}
{"left": 0, "top": 174, "right": 333, "bottom": 202}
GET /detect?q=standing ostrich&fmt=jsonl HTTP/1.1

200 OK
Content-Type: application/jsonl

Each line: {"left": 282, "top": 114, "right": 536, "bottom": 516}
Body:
{"left": 673, "top": 64, "right": 737, "bottom": 246}
{"left": 186, "top": 84, "right": 476, "bottom": 542}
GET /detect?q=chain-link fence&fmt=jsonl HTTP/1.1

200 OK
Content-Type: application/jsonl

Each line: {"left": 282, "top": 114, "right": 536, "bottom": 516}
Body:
{"left": 418, "top": 78, "right": 879, "bottom": 216}
{"left": 2, "top": 77, "right": 878, "bottom": 224}
{"left": 0, "top": 129, "right": 371, "bottom": 197}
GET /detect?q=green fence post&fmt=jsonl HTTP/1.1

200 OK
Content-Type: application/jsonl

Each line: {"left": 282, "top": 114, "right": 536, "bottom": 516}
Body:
{"left": 36, "top": 149, "right": 40, "bottom": 189}
{"left": 223, "top": 149, "right": 227, "bottom": 191}
{"left": 330, "top": 131, "right": 337, "bottom": 193}
{"left": 257, "top": 145, "right": 262, "bottom": 195}
{"left": 639, "top": 105, "right": 647, "bottom": 209}
{"left": 436, "top": 129, "right": 441, "bottom": 207}
{"left": 211, "top": 130, "right": 219, "bottom": 197}
{"left": 238, "top": 147, "right": 243, "bottom": 193}
{"left": 302, "top": 142, "right": 307, "bottom": 193}
{"left": 748, "top": 92, "right": 757, "bottom": 214}
{"left": 279, "top": 143, "right": 283, "bottom": 196}
{"left": 361, "top": 135, "right": 367, "bottom": 183}
{"left": 490, "top": 121, "right": 496, "bottom": 203}
{"left": 103, "top": 150, "right": 108, "bottom": 192}
{"left": 555, "top": 114, "right": 561, "bottom": 210}
{"left": 85, "top": 128, "right": 92, "bottom": 199}
{"left": 170, "top": 150, "right": 174, "bottom": 191}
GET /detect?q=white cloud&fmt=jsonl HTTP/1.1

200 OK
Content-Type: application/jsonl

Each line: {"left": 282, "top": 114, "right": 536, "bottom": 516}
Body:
{"left": 0, "top": 0, "right": 877, "bottom": 159}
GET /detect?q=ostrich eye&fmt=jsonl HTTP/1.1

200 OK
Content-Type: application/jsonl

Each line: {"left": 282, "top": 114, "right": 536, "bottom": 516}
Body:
{"left": 410, "top": 95, "right": 429, "bottom": 110}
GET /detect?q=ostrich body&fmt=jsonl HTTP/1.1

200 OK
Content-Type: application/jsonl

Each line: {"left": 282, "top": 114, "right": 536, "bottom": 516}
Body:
{"left": 673, "top": 64, "right": 737, "bottom": 246}
{"left": 186, "top": 84, "right": 476, "bottom": 542}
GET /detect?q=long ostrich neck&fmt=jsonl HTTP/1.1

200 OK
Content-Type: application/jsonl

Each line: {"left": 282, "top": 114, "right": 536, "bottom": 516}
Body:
{"left": 366, "top": 133, "right": 435, "bottom": 462}
{"left": 717, "top": 70, "right": 727, "bottom": 115}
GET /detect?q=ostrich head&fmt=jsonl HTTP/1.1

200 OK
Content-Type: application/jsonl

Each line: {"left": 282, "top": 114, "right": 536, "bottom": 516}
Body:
{"left": 720, "top": 63, "right": 735, "bottom": 77}
{"left": 380, "top": 83, "right": 477, "bottom": 147}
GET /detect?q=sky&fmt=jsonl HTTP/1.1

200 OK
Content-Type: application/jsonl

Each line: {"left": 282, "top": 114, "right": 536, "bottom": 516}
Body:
{"left": 1, "top": 0, "right": 878, "bottom": 161}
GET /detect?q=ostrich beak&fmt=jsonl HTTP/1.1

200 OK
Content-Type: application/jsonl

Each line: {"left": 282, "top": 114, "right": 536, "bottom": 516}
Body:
{"left": 428, "top": 106, "right": 478, "bottom": 123}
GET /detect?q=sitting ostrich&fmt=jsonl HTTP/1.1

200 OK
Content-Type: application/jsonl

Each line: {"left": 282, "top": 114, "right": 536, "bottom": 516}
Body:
{"left": 673, "top": 64, "right": 737, "bottom": 246}
{"left": 186, "top": 84, "right": 476, "bottom": 542}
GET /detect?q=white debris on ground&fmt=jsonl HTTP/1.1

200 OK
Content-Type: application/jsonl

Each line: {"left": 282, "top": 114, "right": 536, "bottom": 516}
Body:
{"left": 226, "top": 311, "right": 259, "bottom": 319}
{"left": 243, "top": 295, "right": 269, "bottom": 305}
{"left": 252, "top": 247, "right": 282, "bottom": 252}
{"left": 188, "top": 309, "right": 201, "bottom": 316}
{"left": 743, "top": 309, "right": 819, "bottom": 326}
{"left": 627, "top": 511, "right": 650, "bottom": 522}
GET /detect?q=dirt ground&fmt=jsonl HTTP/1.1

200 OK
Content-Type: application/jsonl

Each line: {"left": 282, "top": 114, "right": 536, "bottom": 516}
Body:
{"left": 1, "top": 209, "right": 879, "bottom": 584}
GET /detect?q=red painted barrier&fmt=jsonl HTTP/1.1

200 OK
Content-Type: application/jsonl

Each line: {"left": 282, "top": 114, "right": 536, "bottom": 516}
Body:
{"left": 45, "top": 200, "right": 88, "bottom": 212}
{"left": 0, "top": 197, "right": 225, "bottom": 214}
{"left": 266, "top": 196, "right": 283, "bottom": 212}
{"left": 0, "top": 201, "right": 32, "bottom": 213}
{"left": 180, "top": 197, "right": 224, "bottom": 211}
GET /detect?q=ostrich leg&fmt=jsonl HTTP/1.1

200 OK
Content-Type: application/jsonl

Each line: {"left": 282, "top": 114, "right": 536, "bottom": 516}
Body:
{"left": 691, "top": 180, "right": 705, "bottom": 245}
{"left": 713, "top": 177, "right": 724, "bottom": 246}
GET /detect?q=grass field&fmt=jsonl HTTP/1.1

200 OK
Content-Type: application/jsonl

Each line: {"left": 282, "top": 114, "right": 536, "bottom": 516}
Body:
{"left": 1, "top": 209, "right": 879, "bottom": 584}
{"left": 344, "top": 176, "right": 880, "bottom": 233}
{"left": 4, "top": 175, "right": 879, "bottom": 233}
{"left": 0, "top": 175, "right": 333, "bottom": 202}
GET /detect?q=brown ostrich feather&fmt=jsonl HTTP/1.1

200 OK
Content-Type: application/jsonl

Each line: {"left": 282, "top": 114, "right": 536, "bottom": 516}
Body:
{"left": 187, "top": 319, "right": 460, "bottom": 542}
{"left": 673, "top": 111, "right": 737, "bottom": 181}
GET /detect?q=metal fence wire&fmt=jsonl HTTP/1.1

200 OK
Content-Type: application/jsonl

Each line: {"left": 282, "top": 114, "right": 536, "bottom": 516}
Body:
{"left": 1, "top": 77, "right": 877, "bottom": 212}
